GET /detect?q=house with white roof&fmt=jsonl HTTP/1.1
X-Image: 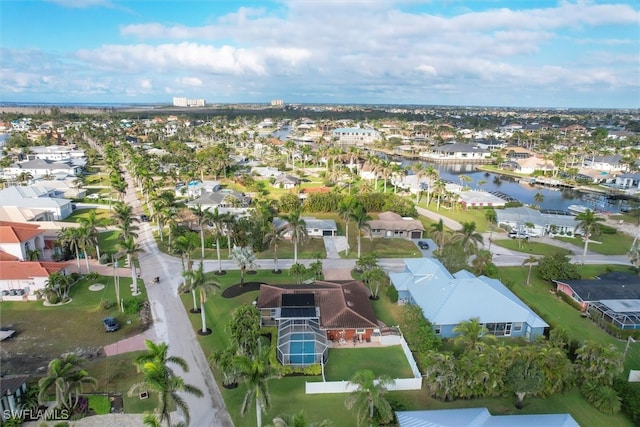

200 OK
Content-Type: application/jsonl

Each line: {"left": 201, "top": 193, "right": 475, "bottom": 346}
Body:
{"left": 0, "top": 185, "right": 73, "bottom": 221}
{"left": 496, "top": 206, "right": 579, "bottom": 237}
{"left": 274, "top": 217, "right": 337, "bottom": 238}
{"left": 583, "top": 154, "right": 628, "bottom": 172}
{"left": 389, "top": 258, "right": 548, "bottom": 340}
{"left": 331, "top": 127, "right": 380, "bottom": 146}
{"left": 3, "top": 158, "right": 81, "bottom": 180}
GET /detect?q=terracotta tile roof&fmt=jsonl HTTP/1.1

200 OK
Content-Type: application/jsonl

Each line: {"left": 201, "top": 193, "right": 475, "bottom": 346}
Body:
{"left": 0, "top": 261, "right": 69, "bottom": 280}
{"left": 0, "top": 221, "right": 44, "bottom": 243}
{"left": 257, "top": 280, "right": 378, "bottom": 330}
{"left": 0, "top": 250, "right": 20, "bottom": 261}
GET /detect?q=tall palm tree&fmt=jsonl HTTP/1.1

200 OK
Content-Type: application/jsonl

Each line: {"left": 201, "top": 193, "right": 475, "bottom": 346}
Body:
{"left": 78, "top": 209, "right": 108, "bottom": 261}
{"left": 38, "top": 353, "right": 97, "bottom": 412}
{"left": 75, "top": 223, "right": 94, "bottom": 274}
{"left": 432, "top": 179, "right": 447, "bottom": 211}
{"left": 349, "top": 204, "right": 372, "bottom": 258}
{"left": 575, "top": 209, "right": 605, "bottom": 264}
{"left": 190, "top": 204, "right": 210, "bottom": 260}
{"left": 429, "top": 218, "right": 447, "bottom": 249}
{"left": 337, "top": 198, "right": 356, "bottom": 255}
{"left": 118, "top": 236, "right": 142, "bottom": 295}
{"left": 130, "top": 340, "right": 203, "bottom": 427}
{"left": 453, "top": 221, "right": 483, "bottom": 256}
{"left": 184, "top": 261, "right": 221, "bottom": 334}
{"left": 58, "top": 226, "right": 82, "bottom": 273}
{"left": 280, "top": 210, "right": 308, "bottom": 263}
{"left": 522, "top": 255, "right": 539, "bottom": 286}
{"left": 234, "top": 345, "right": 280, "bottom": 427}
{"left": 344, "top": 369, "right": 394, "bottom": 426}
{"left": 263, "top": 220, "right": 286, "bottom": 273}
{"left": 209, "top": 208, "right": 228, "bottom": 274}
{"left": 231, "top": 245, "right": 259, "bottom": 287}
{"left": 173, "top": 234, "right": 197, "bottom": 292}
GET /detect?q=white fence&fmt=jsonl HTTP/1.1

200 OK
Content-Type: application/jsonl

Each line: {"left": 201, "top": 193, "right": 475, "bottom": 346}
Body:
{"left": 305, "top": 336, "right": 423, "bottom": 394}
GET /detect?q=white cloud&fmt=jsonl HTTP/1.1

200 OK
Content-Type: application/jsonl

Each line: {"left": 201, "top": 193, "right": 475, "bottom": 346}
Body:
{"left": 178, "top": 77, "right": 202, "bottom": 87}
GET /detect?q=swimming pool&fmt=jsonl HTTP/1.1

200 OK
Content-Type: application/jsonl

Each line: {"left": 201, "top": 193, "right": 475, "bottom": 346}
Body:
{"left": 288, "top": 333, "right": 317, "bottom": 364}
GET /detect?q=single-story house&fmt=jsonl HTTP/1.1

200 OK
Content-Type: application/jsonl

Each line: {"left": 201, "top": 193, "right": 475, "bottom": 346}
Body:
{"left": 422, "top": 143, "right": 490, "bottom": 161}
{"left": 583, "top": 155, "right": 628, "bottom": 172}
{"left": 30, "top": 179, "right": 86, "bottom": 199}
{"left": 273, "top": 217, "right": 338, "bottom": 238}
{"left": 554, "top": 271, "right": 640, "bottom": 330}
{"left": 3, "top": 158, "right": 81, "bottom": 179}
{"left": 615, "top": 173, "right": 640, "bottom": 190}
{"left": 0, "top": 260, "right": 71, "bottom": 300}
{"left": 396, "top": 408, "right": 579, "bottom": 427}
{"left": 0, "top": 185, "right": 73, "bottom": 221}
{"left": 389, "top": 258, "right": 548, "bottom": 340}
{"left": 185, "top": 190, "right": 252, "bottom": 214}
{"left": 457, "top": 190, "right": 506, "bottom": 208}
{"left": 0, "top": 375, "right": 30, "bottom": 421}
{"left": 257, "top": 281, "right": 379, "bottom": 367}
{"left": 273, "top": 174, "right": 300, "bottom": 189}
{"left": 496, "top": 206, "right": 578, "bottom": 237}
{"left": 331, "top": 128, "right": 380, "bottom": 145}
{"left": 367, "top": 211, "right": 424, "bottom": 239}
{"left": 175, "top": 180, "right": 221, "bottom": 198}
{"left": 258, "top": 280, "right": 379, "bottom": 342}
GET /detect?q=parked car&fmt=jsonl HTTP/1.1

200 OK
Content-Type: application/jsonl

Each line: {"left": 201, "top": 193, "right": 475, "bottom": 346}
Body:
{"left": 508, "top": 230, "right": 529, "bottom": 239}
{"left": 418, "top": 241, "right": 430, "bottom": 249}
{"left": 103, "top": 317, "right": 120, "bottom": 332}
{"left": 140, "top": 214, "right": 149, "bottom": 222}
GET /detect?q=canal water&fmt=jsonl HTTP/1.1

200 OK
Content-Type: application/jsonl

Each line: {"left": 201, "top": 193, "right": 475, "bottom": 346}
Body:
{"left": 409, "top": 162, "right": 625, "bottom": 214}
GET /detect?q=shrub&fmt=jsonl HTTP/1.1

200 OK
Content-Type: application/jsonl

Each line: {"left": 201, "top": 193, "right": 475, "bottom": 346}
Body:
{"left": 613, "top": 378, "right": 640, "bottom": 424}
{"left": 122, "top": 297, "right": 142, "bottom": 314}
{"left": 386, "top": 284, "right": 398, "bottom": 303}
{"left": 99, "top": 253, "right": 112, "bottom": 264}
{"left": 600, "top": 224, "right": 617, "bottom": 235}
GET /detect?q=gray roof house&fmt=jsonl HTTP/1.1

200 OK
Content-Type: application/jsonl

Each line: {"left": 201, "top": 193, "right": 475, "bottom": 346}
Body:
{"left": 389, "top": 258, "right": 548, "bottom": 340}
{"left": 274, "top": 217, "right": 337, "bottom": 238}
{"left": 185, "top": 190, "right": 252, "bottom": 217}
{"left": 396, "top": 408, "right": 579, "bottom": 427}
{"left": 367, "top": 211, "right": 424, "bottom": 239}
{"left": 0, "top": 185, "right": 73, "bottom": 221}
{"left": 3, "top": 158, "right": 81, "bottom": 179}
{"left": 496, "top": 206, "right": 578, "bottom": 237}
{"left": 273, "top": 174, "right": 300, "bottom": 189}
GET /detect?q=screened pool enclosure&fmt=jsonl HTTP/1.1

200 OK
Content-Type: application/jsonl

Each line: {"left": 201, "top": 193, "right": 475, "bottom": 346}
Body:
{"left": 276, "top": 318, "right": 328, "bottom": 367}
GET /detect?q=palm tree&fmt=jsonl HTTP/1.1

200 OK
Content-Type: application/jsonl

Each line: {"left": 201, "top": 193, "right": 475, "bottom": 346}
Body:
{"left": 452, "top": 221, "right": 484, "bottom": 256}
{"left": 38, "top": 353, "right": 97, "bottom": 412}
{"left": 269, "top": 410, "right": 333, "bottom": 427}
{"left": 533, "top": 192, "right": 545, "bottom": 208}
{"left": 263, "top": 220, "right": 286, "bottom": 273}
{"left": 209, "top": 208, "right": 228, "bottom": 274}
{"left": 344, "top": 369, "right": 394, "bottom": 426}
{"left": 432, "top": 179, "right": 447, "bottom": 211}
{"left": 429, "top": 218, "right": 447, "bottom": 249}
{"left": 280, "top": 209, "right": 308, "bottom": 263}
{"left": 118, "top": 236, "right": 142, "bottom": 295}
{"left": 174, "top": 234, "right": 197, "bottom": 293}
{"left": 231, "top": 245, "right": 259, "bottom": 287}
{"left": 337, "top": 198, "right": 357, "bottom": 254}
{"left": 58, "top": 226, "right": 82, "bottom": 273}
{"left": 522, "top": 255, "right": 539, "bottom": 286}
{"left": 350, "top": 204, "right": 372, "bottom": 258}
{"left": 190, "top": 204, "right": 210, "bottom": 260}
{"left": 130, "top": 340, "right": 203, "bottom": 427}
{"left": 234, "top": 345, "right": 280, "bottom": 427}
{"left": 184, "top": 261, "right": 221, "bottom": 334}
{"left": 453, "top": 318, "right": 495, "bottom": 352}
{"left": 78, "top": 209, "right": 108, "bottom": 261}
{"left": 575, "top": 209, "right": 605, "bottom": 264}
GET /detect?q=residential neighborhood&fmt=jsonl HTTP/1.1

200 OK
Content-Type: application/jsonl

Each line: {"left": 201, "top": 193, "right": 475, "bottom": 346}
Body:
{"left": 0, "top": 104, "right": 639, "bottom": 427}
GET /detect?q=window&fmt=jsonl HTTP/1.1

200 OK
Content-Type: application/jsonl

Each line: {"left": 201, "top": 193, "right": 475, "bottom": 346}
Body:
{"left": 513, "top": 322, "right": 523, "bottom": 332}
{"left": 434, "top": 325, "right": 441, "bottom": 335}
{"left": 356, "top": 329, "right": 365, "bottom": 335}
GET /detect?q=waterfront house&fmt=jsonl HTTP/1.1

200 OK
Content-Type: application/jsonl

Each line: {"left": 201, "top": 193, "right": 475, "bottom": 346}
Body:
{"left": 583, "top": 155, "right": 628, "bottom": 172}
{"left": 614, "top": 173, "right": 640, "bottom": 191}
{"left": 423, "top": 143, "right": 490, "bottom": 162}
{"left": 331, "top": 127, "right": 381, "bottom": 146}
{"left": 389, "top": 258, "right": 548, "bottom": 340}
{"left": 366, "top": 211, "right": 424, "bottom": 239}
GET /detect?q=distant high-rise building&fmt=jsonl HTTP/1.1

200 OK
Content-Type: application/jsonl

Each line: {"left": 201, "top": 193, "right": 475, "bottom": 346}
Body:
{"left": 173, "top": 97, "right": 206, "bottom": 107}
{"left": 271, "top": 99, "right": 284, "bottom": 107}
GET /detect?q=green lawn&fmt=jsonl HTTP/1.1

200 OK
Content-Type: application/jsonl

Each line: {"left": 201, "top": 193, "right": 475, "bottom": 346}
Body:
{"left": 492, "top": 238, "right": 572, "bottom": 256}
{"left": 62, "top": 208, "right": 112, "bottom": 224}
{"left": 554, "top": 232, "right": 634, "bottom": 255}
{"left": 324, "top": 346, "right": 413, "bottom": 380}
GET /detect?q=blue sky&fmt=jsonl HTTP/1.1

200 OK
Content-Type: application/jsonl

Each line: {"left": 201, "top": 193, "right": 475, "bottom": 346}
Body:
{"left": 1, "top": 0, "right": 638, "bottom": 108}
